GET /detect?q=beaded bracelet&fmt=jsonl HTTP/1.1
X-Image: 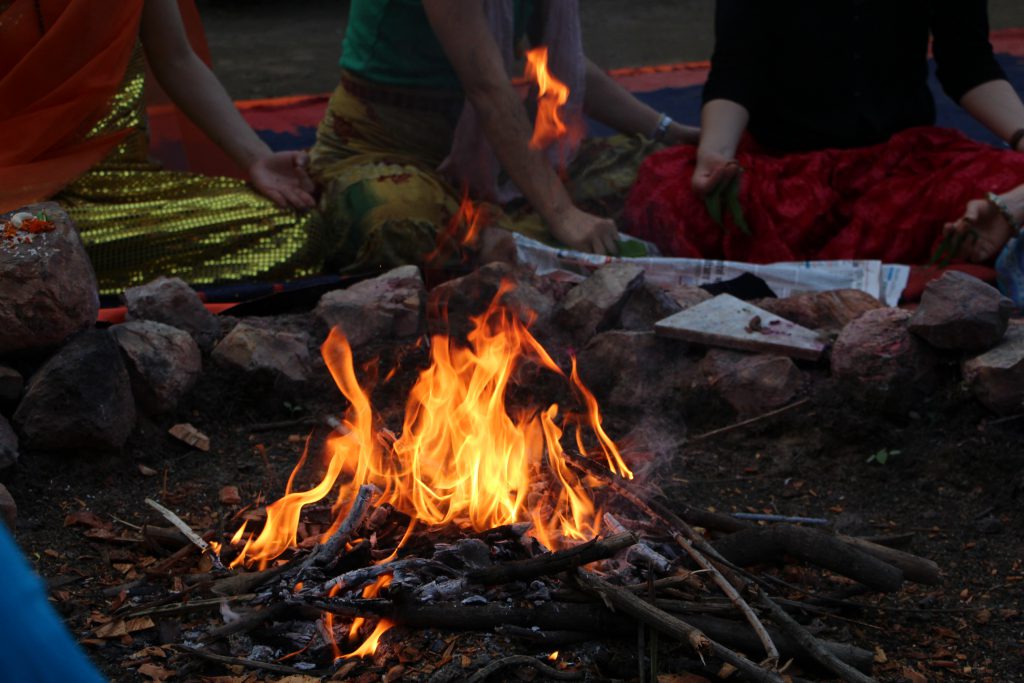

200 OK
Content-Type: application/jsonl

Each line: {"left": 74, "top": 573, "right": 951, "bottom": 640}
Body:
{"left": 651, "top": 113, "right": 674, "bottom": 143}
{"left": 987, "top": 192, "right": 1022, "bottom": 233}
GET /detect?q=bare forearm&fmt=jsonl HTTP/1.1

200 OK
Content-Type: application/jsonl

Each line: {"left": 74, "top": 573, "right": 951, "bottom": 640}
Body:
{"left": 148, "top": 54, "right": 271, "bottom": 171}
{"left": 584, "top": 61, "right": 697, "bottom": 144}
{"left": 960, "top": 80, "right": 1024, "bottom": 149}
{"left": 1001, "top": 185, "right": 1024, "bottom": 223}
{"left": 697, "top": 99, "right": 749, "bottom": 159}
{"left": 466, "top": 84, "right": 574, "bottom": 224}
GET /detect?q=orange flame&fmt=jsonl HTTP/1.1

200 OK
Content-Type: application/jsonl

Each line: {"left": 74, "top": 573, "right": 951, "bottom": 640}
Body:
{"left": 426, "top": 188, "right": 488, "bottom": 265}
{"left": 230, "top": 281, "right": 627, "bottom": 564}
{"left": 344, "top": 619, "right": 394, "bottom": 659}
{"left": 524, "top": 46, "right": 584, "bottom": 155}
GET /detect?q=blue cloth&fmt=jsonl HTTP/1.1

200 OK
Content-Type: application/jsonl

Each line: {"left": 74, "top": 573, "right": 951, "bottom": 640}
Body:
{"left": 0, "top": 526, "right": 105, "bottom": 683}
{"left": 996, "top": 236, "right": 1024, "bottom": 304}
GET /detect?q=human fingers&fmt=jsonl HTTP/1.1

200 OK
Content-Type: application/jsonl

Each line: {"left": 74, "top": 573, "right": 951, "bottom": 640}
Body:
{"left": 600, "top": 222, "right": 620, "bottom": 256}
{"left": 263, "top": 187, "right": 288, "bottom": 209}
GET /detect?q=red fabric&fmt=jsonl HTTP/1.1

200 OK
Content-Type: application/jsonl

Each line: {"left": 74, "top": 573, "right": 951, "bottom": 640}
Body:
{"left": 0, "top": 0, "right": 143, "bottom": 212}
{"left": 625, "top": 127, "right": 1024, "bottom": 266}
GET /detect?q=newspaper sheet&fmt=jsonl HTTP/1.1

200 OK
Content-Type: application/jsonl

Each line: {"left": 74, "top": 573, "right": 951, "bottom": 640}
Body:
{"left": 513, "top": 233, "right": 910, "bottom": 307}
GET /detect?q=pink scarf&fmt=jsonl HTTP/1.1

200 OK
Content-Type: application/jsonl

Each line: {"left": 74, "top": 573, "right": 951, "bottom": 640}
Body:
{"left": 440, "top": 0, "right": 585, "bottom": 204}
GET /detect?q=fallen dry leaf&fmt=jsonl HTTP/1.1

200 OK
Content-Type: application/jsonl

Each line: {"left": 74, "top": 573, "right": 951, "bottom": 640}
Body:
{"left": 95, "top": 616, "right": 155, "bottom": 639}
{"left": 169, "top": 423, "right": 211, "bottom": 451}
{"left": 137, "top": 663, "right": 172, "bottom": 681}
{"left": 658, "top": 674, "right": 711, "bottom": 683}
{"left": 64, "top": 510, "right": 108, "bottom": 529}
{"left": 901, "top": 667, "right": 927, "bottom": 683}
{"left": 138, "top": 464, "right": 158, "bottom": 477}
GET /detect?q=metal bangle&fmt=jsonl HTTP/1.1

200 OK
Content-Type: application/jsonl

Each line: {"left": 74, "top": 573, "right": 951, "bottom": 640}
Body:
{"left": 651, "top": 113, "right": 673, "bottom": 142}
{"left": 987, "top": 192, "right": 1022, "bottom": 233}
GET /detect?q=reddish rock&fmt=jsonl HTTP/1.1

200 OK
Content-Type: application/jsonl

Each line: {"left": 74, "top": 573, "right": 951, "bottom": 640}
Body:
{"left": 219, "top": 486, "right": 242, "bottom": 506}
{"left": 13, "top": 330, "right": 136, "bottom": 452}
{"left": 212, "top": 322, "right": 312, "bottom": 385}
{"left": 576, "top": 330, "right": 697, "bottom": 412}
{"left": 909, "top": 271, "right": 1013, "bottom": 351}
{"left": 962, "top": 322, "right": 1024, "bottom": 415}
{"left": 0, "top": 483, "right": 15, "bottom": 528}
{"left": 316, "top": 265, "right": 426, "bottom": 348}
{"left": 557, "top": 262, "right": 645, "bottom": 343}
{"left": 0, "top": 203, "right": 98, "bottom": 354}
{"left": 112, "top": 321, "right": 202, "bottom": 415}
{"left": 124, "top": 277, "right": 221, "bottom": 351}
{"left": 699, "top": 350, "right": 804, "bottom": 417}
{"left": 757, "top": 289, "right": 884, "bottom": 335}
{"left": 426, "top": 262, "right": 556, "bottom": 340}
{"left": 662, "top": 284, "right": 713, "bottom": 311}
{"left": 831, "top": 308, "right": 940, "bottom": 413}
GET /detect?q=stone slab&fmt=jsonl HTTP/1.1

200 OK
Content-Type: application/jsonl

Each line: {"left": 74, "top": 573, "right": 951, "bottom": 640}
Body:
{"left": 655, "top": 294, "right": 825, "bottom": 361}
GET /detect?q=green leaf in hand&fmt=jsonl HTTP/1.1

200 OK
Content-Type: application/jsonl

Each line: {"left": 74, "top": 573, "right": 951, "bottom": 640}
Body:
{"left": 617, "top": 238, "right": 649, "bottom": 258}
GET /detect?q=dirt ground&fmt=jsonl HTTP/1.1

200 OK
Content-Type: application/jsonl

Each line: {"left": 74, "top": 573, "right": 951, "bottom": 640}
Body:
{"left": 8, "top": 321, "right": 1024, "bottom": 681}
{"left": 197, "top": 0, "right": 1024, "bottom": 99}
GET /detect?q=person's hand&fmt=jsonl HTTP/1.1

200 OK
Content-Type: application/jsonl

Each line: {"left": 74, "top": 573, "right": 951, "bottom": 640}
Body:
{"left": 248, "top": 150, "right": 316, "bottom": 210}
{"left": 942, "top": 197, "right": 1016, "bottom": 263}
{"left": 691, "top": 150, "right": 741, "bottom": 199}
{"left": 665, "top": 123, "right": 701, "bottom": 146}
{"left": 549, "top": 207, "right": 620, "bottom": 255}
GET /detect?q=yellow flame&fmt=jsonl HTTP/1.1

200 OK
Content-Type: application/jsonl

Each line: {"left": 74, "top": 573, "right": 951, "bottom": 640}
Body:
{"left": 524, "top": 46, "right": 584, "bottom": 154}
{"left": 229, "top": 281, "right": 628, "bottom": 567}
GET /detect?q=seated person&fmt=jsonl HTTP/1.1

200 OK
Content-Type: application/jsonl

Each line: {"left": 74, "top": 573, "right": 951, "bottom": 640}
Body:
{"left": 309, "top": 0, "right": 699, "bottom": 273}
{"left": 1, "top": 0, "right": 327, "bottom": 294}
{"left": 624, "top": 0, "right": 1024, "bottom": 267}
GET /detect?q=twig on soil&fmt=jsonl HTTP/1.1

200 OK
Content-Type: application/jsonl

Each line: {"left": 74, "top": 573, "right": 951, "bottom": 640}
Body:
{"left": 576, "top": 571, "right": 784, "bottom": 683}
{"left": 732, "top": 513, "right": 829, "bottom": 525}
{"left": 145, "top": 498, "right": 225, "bottom": 571}
{"left": 247, "top": 416, "right": 319, "bottom": 433}
{"left": 465, "top": 655, "right": 584, "bottom": 682}
{"left": 122, "top": 594, "right": 255, "bottom": 619}
{"left": 754, "top": 590, "right": 878, "bottom": 683}
{"left": 688, "top": 398, "right": 811, "bottom": 443}
{"left": 175, "top": 645, "right": 328, "bottom": 677}
{"left": 564, "top": 451, "right": 780, "bottom": 664}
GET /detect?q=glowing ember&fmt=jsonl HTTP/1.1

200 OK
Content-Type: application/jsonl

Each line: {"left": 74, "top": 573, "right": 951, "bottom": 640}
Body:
{"left": 524, "top": 46, "right": 585, "bottom": 155}
{"left": 549, "top": 650, "right": 560, "bottom": 661}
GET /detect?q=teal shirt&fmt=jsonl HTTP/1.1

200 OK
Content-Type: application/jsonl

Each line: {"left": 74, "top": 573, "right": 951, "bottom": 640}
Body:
{"left": 341, "top": 0, "right": 534, "bottom": 92}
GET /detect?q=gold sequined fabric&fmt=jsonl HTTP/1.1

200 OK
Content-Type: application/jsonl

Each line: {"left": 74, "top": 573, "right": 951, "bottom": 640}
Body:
{"left": 57, "top": 47, "right": 332, "bottom": 294}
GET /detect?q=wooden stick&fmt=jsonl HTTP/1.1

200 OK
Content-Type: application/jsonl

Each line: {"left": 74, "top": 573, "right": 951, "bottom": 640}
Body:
{"left": 467, "top": 532, "right": 636, "bottom": 585}
{"left": 199, "top": 602, "right": 291, "bottom": 643}
{"left": 564, "top": 452, "right": 779, "bottom": 664}
{"left": 689, "top": 399, "right": 811, "bottom": 442}
{"left": 320, "top": 484, "right": 378, "bottom": 564}
{"left": 604, "top": 514, "right": 673, "bottom": 573}
{"left": 711, "top": 526, "right": 904, "bottom": 592}
{"left": 175, "top": 644, "right": 327, "bottom": 677}
{"left": 466, "top": 655, "right": 584, "bottom": 682}
{"left": 755, "top": 590, "right": 878, "bottom": 683}
{"left": 145, "top": 498, "right": 225, "bottom": 571}
{"left": 576, "top": 571, "right": 784, "bottom": 683}
{"left": 122, "top": 595, "right": 255, "bottom": 619}
{"left": 837, "top": 535, "right": 939, "bottom": 585}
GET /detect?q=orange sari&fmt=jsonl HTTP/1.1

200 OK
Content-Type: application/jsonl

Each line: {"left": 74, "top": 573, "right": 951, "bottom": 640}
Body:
{"left": 0, "top": 0, "right": 143, "bottom": 212}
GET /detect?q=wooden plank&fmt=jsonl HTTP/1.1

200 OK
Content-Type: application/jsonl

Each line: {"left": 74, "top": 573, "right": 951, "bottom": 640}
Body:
{"left": 654, "top": 294, "right": 825, "bottom": 360}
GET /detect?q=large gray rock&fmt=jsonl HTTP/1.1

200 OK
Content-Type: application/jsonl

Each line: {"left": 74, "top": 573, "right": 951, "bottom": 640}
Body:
{"left": 699, "top": 350, "right": 804, "bottom": 417}
{"left": 124, "top": 277, "right": 220, "bottom": 351}
{"left": 909, "top": 271, "right": 1013, "bottom": 351}
{"left": 0, "top": 366, "right": 23, "bottom": 403}
{"left": 212, "top": 321, "right": 312, "bottom": 385}
{"left": 576, "top": 330, "right": 696, "bottom": 412}
{"left": 557, "top": 263, "right": 645, "bottom": 343}
{"left": 13, "top": 330, "right": 136, "bottom": 452}
{"left": 617, "top": 282, "right": 682, "bottom": 332}
{"left": 962, "top": 322, "right": 1024, "bottom": 415}
{"left": 0, "top": 483, "right": 14, "bottom": 528}
{"left": 316, "top": 266, "right": 426, "bottom": 348}
{"left": 757, "top": 289, "right": 884, "bottom": 335}
{"left": 0, "top": 203, "right": 98, "bottom": 354}
{"left": 831, "top": 308, "right": 940, "bottom": 413}
{"left": 0, "top": 415, "right": 17, "bottom": 470}
{"left": 426, "top": 262, "right": 556, "bottom": 341}
{"left": 111, "top": 321, "right": 202, "bottom": 415}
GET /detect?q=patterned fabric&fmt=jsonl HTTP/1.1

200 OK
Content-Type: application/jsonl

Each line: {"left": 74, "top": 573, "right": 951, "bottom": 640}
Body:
{"left": 56, "top": 47, "right": 332, "bottom": 294}
{"left": 310, "top": 76, "right": 657, "bottom": 274}
{"left": 625, "top": 126, "right": 1024, "bottom": 265}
